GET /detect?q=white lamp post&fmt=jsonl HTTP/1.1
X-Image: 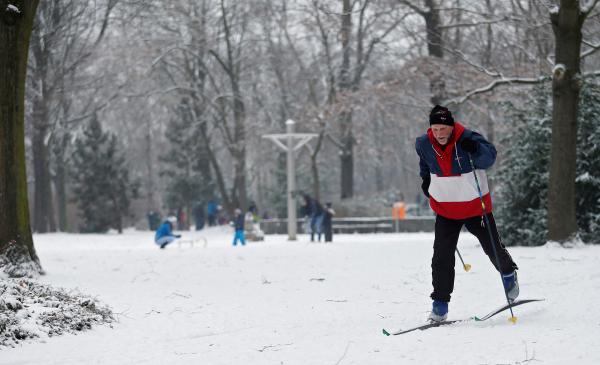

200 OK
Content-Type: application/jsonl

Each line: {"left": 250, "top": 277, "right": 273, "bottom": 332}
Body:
{"left": 263, "top": 120, "right": 317, "bottom": 240}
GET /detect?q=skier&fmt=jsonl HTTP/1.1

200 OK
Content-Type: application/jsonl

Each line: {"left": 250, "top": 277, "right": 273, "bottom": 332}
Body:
{"left": 154, "top": 215, "right": 181, "bottom": 249}
{"left": 415, "top": 105, "right": 519, "bottom": 322}
{"left": 232, "top": 208, "right": 246, "bottom": 246}
{"left": 322, "top": 202, "right": 335, "bottom": 242}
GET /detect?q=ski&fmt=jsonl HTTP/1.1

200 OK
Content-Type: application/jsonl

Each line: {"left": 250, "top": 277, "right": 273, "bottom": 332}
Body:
{"left": 382, "top": 298, "right": 544, "bottom": 336}
{"left": 474, "top": 298, "right": 544, "bottom": 321}
{"left": 382, "top": 319, "right": 466, "bottom": 336}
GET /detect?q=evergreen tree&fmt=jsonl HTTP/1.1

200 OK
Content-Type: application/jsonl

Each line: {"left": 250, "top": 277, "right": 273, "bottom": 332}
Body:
{"left": 160, "top": 101, "right": 213, "bottom": 224}
{"left": 71, "top": 115, "right": 138, "bottom": 233}
{"left": 575, "top": 82, "right": 600, "bottom": 243}
{"left": 497, "top": 81, "right": 600, "bottom": 246}
{"left": 496, "top": 85, "right": 552, "bottom": 246}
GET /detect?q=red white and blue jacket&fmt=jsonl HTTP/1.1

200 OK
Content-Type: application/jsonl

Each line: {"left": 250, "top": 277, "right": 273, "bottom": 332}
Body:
{"left": 415, "top": 122, "right": 496, "bottom": 220}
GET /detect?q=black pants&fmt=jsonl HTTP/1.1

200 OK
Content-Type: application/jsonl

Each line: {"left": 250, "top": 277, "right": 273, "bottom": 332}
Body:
{"left": 431, "top": 213, "right": 518, "bottom": 302}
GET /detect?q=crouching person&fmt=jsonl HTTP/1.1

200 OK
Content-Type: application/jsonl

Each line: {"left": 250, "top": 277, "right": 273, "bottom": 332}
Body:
{"left": 154, "top": 216, "right": 181, "bottom": 249}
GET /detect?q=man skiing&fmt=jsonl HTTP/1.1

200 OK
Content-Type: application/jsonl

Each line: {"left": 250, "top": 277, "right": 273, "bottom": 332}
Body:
{"left": 415, "top": 105, "right": 519, "bottom": 322}
{"left": 154, "top": 215, "right": 181, "bottom": 249}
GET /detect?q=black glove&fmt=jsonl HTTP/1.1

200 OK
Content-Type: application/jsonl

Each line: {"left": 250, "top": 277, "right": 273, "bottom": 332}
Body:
{"left": 421, "top": 177, "right": 431, "bottom": 198}
{"left": 174, "top": 234, "right": 182, "bottom": 238}
{"left": 460, "top": 138, "right": 478, "bottom": 153}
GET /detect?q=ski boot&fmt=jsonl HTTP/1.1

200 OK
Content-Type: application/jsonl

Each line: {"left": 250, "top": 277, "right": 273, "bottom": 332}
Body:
{"left": 502, "top": 271, "right": 519, "bottom": 302}
{"left": 428, "top": 300, "right": 448, "bottom": 322}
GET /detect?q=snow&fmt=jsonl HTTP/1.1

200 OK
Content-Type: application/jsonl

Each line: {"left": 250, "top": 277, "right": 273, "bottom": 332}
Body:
{"left": 6, "top": 4, "right": 20, "bottom": 14}
{"left": 2, "top": 227, "right": 600, "bottom": 364}
{"left": 580, "top": 0, "right": 597, "bottom": 14}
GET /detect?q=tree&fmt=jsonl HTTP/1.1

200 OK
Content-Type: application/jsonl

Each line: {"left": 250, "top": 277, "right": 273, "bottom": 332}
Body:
{"left": 497, "top": 80, "right": 600, "bottom": 246}
{"left": 160, "top": 100, "right": 214, "bottom": 225}
{"left": 0, "top": 0, "right": 43, "bottom": 277}
{"left": 547, "top": 0, "right": 598, "bottom": 243}
{"left": 71, "top": 115, "right": 138, "bottom": 233}
{"left": 496, "top": 85, "right": 552, "bottom": 247}
{"left": 27, "top": 0, "right": 119, "bottom": 233}
{"left": 575, "top": 81, "right": 600, "bottom": 242}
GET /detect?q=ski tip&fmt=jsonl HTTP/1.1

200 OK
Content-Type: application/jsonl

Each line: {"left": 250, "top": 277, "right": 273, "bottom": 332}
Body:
{"left": 509, "top": 316, "right": 517, "bottom": 324}
{"left": 382, "top": 329, "right": 391, "bottom": 336}
{"left": 473, "top": 316, "right": 482, "bottom": 322}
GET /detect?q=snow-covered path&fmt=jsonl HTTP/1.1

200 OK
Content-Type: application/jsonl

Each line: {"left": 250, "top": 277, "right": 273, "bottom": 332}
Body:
{"left": 1, "top": 228, "right": 599, "bottom": 364}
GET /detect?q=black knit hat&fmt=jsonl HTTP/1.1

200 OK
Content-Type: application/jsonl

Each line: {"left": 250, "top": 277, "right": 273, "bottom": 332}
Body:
{"left": 429, "top": 105, "right": 454, "bottom": 126}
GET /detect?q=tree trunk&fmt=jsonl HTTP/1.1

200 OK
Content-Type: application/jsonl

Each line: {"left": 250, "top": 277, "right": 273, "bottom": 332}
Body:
{"left": 547, "top": 1, "right": 583, "bottom": 243}
{"left": 339, "top": 0, "right": 354, "bottom": 199}
{"left": 29, "top": 10, "right": 56, "bottom": 234}
{"left": 423, "top": 0, "right": 446, "bottom": 105}
{"left": 0, "top": 0, "right": 43, "bottom": 277}
{"left": 32, "top": 123, "right": 55, "bottom": 233}
{"left": 55, "top": 156, "right": 68, "bottom": 231}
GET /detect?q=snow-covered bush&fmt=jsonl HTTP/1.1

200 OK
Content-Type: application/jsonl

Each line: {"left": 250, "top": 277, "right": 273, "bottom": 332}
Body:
{"left": 0, "top": 279, "right": 114, "bottom": 347}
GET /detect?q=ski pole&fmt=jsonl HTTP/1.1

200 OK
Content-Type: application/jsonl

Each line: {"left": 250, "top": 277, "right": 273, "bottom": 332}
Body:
{"left": 455, "top": 248, "right": 471, "bottom": 272}
{"left": 467, "top": 154, "right": 517, "bottom": 324}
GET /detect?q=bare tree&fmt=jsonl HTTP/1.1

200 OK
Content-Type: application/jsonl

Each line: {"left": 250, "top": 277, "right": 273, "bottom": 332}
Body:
{"left": 27, "top": 0, "right": 118, "bottom": 233}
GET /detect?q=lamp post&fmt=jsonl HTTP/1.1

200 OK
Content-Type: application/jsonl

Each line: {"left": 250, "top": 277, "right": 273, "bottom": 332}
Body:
{"left": 263, "top": 120, "right": 317, "bottom": 240}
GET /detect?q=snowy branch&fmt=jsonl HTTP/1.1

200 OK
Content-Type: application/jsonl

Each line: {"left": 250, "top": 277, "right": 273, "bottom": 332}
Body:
{"left": 445, "top": 69, "right": 600, "bottom": 106}
{"left": 581, "top": 0, "right": 599, "bottom": 15}
{"left": 444, "top": 76, "right": 550, "bottom": 106}
{"left": 395, "top": 0, "right": 426, "bottom": 16}
{"left": 581, "top": 40, "right": 600, "bottom": 59}
{"left": 438, "top": 16, "right": 518, "bottom": 30}
{"left": 444, "top": 48, "right": 502, "bottom": 78}
{"left": 327, "top": 133, "right": 345, "bottom": 150}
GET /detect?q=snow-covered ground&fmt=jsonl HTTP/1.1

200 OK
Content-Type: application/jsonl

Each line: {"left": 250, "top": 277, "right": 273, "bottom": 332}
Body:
{"left": 1, "top": 227, "right": 599, "bottom": 364}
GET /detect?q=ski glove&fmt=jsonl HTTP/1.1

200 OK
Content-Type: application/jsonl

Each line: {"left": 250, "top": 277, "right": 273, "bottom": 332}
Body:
{"left": 421, "top": 176, "right": 431, "bottom": 198}
{"left": 460, "top": 138, "right": 478, "bottom": 153}
{"left": 174, "top": 234, "right": 182, "bottom": 238}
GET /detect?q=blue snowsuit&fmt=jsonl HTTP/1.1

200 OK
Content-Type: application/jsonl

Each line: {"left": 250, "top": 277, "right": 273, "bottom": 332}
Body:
{"left": 155, "top": 221, "right": 179, "bottom": 248}
{"left": 232, "top": 213, "right": 246, "bottom": 246}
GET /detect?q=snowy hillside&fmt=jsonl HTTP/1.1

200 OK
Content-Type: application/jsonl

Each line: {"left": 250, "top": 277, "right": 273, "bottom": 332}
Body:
{"left": 1, "top": 227, "right": 599, "bottom": 364}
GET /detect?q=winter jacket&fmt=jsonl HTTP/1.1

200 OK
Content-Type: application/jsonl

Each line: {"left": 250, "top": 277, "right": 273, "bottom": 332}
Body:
{"left": 415, "top": 122, "right": 496, "bottom": 220}
{"left": 155, "top": 221, "right": 176, "bottom": 242}
{"left": 234, "top": 213, "right": 245, "bottom": 231}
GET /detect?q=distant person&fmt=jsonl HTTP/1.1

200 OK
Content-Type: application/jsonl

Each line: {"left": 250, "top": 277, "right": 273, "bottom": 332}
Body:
{"left": 231, "top": 208, "right": 246, "bottom": 246}
{"left": 303, "top": 194, "right": 324, "bottom": 242}
{"left": 322, "top": 202, "right": 335, "bottom": 242}
{"left": 147, "top": 210, "right": 161, "bottom": 231}
{"left": 177, "top": 207, "right": 187, "bottom": 230}
{"left": 154, "top": 216, "right": 181, "bottom": 249}
{"left": 415, "top": 104, "right": 519, "bottom": 322}
{"left": 248, "top": 201, "right": 259, "bottom": 222}
{"left": 207, "top": 200, "right": 218, "bottom": 226}
{"left": 193, "top": 202, "right": 205, "bottom": 231}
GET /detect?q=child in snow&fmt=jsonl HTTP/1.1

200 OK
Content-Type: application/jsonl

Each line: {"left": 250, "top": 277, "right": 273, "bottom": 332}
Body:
{"left": 154, "top": 216, "right": 181, "bottom": 249}
{"left": 232, "top": 208, "right": 246, "bottom": 246}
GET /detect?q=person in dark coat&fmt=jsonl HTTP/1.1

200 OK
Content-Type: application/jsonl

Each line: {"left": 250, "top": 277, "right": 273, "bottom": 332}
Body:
{"left": 302, "top": 194, "right": 324, "bottom": 242}
{"left": 322, "top": 202, "right": 335, "bottom": 242}
{"left": 193, "top": 202, "right": 205, "bottom": 231}
{"left": 207, "top": 200, "right": 218, "bottom": 226}
{"left": 415, "top": 105, "right": 519, "bottom": 322}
